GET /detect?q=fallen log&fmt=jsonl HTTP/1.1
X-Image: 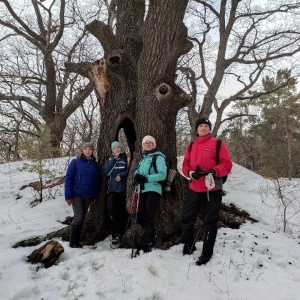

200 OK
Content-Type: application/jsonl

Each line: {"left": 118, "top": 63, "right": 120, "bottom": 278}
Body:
{"left": 27, "top": 240, "right": 64, "bottom": 268}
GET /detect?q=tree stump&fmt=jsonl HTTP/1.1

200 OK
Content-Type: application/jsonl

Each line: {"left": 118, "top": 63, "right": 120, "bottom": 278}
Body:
{"left": 27, "top": 240, "right": 64, "bottom": 268}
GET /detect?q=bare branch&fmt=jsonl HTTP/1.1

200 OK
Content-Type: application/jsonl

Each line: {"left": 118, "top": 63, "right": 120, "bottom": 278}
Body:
{"left": 0, "top": 93, "right": 41, "bottom": 112}
{"left": 0, "top": 0, "right": 45, "bottom": 46}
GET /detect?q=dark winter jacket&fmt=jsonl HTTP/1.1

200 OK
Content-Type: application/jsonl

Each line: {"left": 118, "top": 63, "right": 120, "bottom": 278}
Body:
{"left": 104, "top": 152, "right": 128, "bottom": 193}
{"left": 182, "top": 133, "right": 232, "bottom": 192}
{"left": 64, "top": 155, "right": 101, "bottom": 201}
{"left": 134, "top": 148, "right": 167, "bottom": 195}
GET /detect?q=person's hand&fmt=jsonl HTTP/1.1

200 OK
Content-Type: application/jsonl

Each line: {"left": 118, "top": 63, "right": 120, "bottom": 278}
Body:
{"left": 192, "top": 166, "right": 206, "bottom": 180}
{"left": 188, "top": 170, "right": 194, "bottom": 178}
{"left": 66, "top": 199, "right": 72, "bottom": 206}
{"left": 205, "top": 169, "right": 216, "bottom": 176}
{"left": 115, "top": 175, "right": 121, "bottom": 182}
{"left": 134, "top": 174, "right": 147, "bottom": 185}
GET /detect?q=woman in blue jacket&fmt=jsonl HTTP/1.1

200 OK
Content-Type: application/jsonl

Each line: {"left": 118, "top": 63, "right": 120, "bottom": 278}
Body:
{"left": 134, "top": 135, "right": 167, "bottom": 254}
{"left": 104, "top": 141, "right": 129, "bottom": 247}
{"left": 65, "top": 142, "right": 101, "bottom": 248}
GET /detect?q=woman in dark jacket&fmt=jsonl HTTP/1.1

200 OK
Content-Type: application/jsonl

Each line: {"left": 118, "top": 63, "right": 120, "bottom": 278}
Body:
{"left": 104, "top": 141, "right": 129, "bottom": 247}
{"left": 65, "top": 142, "right": 101, "bottom": 248}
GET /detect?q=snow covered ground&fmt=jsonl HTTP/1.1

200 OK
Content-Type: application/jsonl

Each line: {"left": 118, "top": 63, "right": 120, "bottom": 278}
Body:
{"left": 0, "top": 158, "right": 300, "bottom": 300}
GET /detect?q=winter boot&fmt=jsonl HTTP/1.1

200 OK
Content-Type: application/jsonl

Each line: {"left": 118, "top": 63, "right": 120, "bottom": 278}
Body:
{"left": 69, "top": 225, "right": 83, "bottom": 248}
{"left": 112, "top": 234, "right": 121, "bottom": 245}
{"left": 142, "top": 243, "right": 152, "bottom": 253}
{"left": 110, "top": 234, "right": 121, "bottom": 249}
{"left": 151, "top": 228, "right": 158, "bottom": 248}
{"left": 198, "top": 228, "right": 217, "bottom": 262}
{"left": 196, "top": 255, "right": 211, "bottom": 266}
{"left": 182, "top": 243, "right": 196, "bottom": 255}
{"left": 137, "top": 243, "right": 152, "bottom": 254}
{"left": 135, "top": 241, "right": 152, "bottom": 255}
{"left": 134, "top": 248, "right": 140, "bottom": 256}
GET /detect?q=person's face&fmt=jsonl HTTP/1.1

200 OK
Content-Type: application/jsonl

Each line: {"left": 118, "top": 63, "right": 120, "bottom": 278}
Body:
{"left": 143, "top": 141, "right": 155, "bottom": 151}
{"left": 197, "top": 123, "right": 210, "bottom": 136}
{"left": 83, "top": 147, "right": 93, "bottom": 157}
{"left": 113, "top": 146, "right": 122, "bottom": 154}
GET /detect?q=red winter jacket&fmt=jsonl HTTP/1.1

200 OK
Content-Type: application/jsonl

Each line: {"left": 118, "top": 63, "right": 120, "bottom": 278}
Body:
{"left": 182, "top": 134, "right": 233, "bottom": 192}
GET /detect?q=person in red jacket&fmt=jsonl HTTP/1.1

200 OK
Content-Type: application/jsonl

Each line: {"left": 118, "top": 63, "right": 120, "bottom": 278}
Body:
{"left": 181, "top": 118, "right": 233, "bottom": 265}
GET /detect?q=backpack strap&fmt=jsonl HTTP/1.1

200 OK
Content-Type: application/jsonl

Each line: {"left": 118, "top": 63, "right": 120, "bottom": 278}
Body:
{"left": 107, "top": 159, "right": 118, "bottom": 177}
{"left": 188, "top": 140, "right": 195, "bottom": 153}
{"left": 216, "top": 139, "right": 222, "bottom": 165}
{"left": 149, "top": 154, "right": 159, "bottom": 174}
{"left": 149, "top": 154, "right": 165, "bottom": 174}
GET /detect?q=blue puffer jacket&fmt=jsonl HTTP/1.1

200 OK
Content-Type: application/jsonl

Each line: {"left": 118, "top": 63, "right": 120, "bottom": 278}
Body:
{"left": 134, "top": 149, "right": 167, "bottom": 195}
{"left": 104, "top": 152, "right": 128, "bottom": 193}
{"left": 64, "top": 155, "right": 101, "bottom": 201}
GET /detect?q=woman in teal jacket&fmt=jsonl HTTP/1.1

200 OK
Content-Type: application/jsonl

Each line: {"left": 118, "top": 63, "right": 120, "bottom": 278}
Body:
{"left": 133, "top": 135, "right": 167, "bottom": 254}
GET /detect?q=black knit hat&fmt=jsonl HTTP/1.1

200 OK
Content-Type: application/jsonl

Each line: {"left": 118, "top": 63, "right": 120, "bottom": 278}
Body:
{"left": 195, "top": 118, "right": 212, "bottom": 131}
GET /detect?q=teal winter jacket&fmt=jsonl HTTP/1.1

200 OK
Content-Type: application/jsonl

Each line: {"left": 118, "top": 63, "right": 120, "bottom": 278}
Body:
{"left": 134, "top": 149, "right": 167, "bottom": 195}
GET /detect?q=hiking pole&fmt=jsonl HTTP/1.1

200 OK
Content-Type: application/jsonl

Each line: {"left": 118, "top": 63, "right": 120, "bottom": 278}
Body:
{"left": 129, "top": 185, "right": 137, "bottom": 216}
{"left": 129, "top": 185, "right": 137, "bottom": 258}
{"left": 130, "top": 184, "right": 141, "bottom": 258}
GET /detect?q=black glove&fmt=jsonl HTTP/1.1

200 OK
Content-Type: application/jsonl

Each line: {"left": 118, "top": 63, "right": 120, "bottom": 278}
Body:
{"left": 134, "top": 174, "right": 147, "bottom": 185}
{"left": 205, "top": 169, "right": 216, "bottom": 176}
{"left": 192, "top": 166, "right": 206, "bottom": 180}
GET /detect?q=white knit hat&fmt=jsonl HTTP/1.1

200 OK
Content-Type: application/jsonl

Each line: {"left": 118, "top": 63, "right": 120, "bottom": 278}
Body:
{"left": 142, "top": 135, "right": 156, "bottom": 148}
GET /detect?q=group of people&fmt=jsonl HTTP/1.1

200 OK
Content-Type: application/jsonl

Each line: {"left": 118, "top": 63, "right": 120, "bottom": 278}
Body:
{"left": 64, "top": 118, "right": 233, "bottom": 266}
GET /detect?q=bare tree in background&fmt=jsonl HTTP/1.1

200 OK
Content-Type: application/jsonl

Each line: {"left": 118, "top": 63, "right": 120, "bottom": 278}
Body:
{"left": 0, "top": 0, "right": 102, "bottom": 157}
{"left": 62, "top": 95, "right": 101, "bottom": 156}
{"left": 181, "top": 0, "right": 300, "bottom": 134}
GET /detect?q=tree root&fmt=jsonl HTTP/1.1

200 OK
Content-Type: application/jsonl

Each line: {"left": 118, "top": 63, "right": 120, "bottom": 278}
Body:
{"left": 13, "top": 202, "right": 256, "bottom": 249}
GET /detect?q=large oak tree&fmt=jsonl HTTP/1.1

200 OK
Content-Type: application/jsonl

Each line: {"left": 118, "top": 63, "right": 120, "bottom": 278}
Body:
{"left": 66, "top": 0, "right": 194, "bottom": 246}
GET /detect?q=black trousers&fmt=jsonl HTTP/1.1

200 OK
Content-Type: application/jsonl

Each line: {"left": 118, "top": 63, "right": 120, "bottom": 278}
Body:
{"left": 107, "top": 192, "right": 128, "bottom": 237}
{"left": 71, "top": 196, "right": 92, "bottom": 226}
{"left": 137, "top": 191, "right": 160, "bottom": 246}
{"left": 181, "top": 190, "right": 222, "bottom": 245}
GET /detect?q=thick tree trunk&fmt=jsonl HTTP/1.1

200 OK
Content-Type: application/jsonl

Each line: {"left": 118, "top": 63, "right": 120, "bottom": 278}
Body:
{"left": 66, "top": 0, "right": 193, "bottom": 247}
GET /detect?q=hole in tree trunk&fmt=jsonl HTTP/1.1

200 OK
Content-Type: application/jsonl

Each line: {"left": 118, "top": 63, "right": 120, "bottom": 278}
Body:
{"left": 117, "top": 118, "right": 136, "bottom": 157}
{"left": 155, "top": 82, "right": 172, "bottom": 101}
{"left": 109, "top": 56, "right": 121, "bottom": 65}
{"left": 159, "top": 85, "right": 169, "bottom": 95}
